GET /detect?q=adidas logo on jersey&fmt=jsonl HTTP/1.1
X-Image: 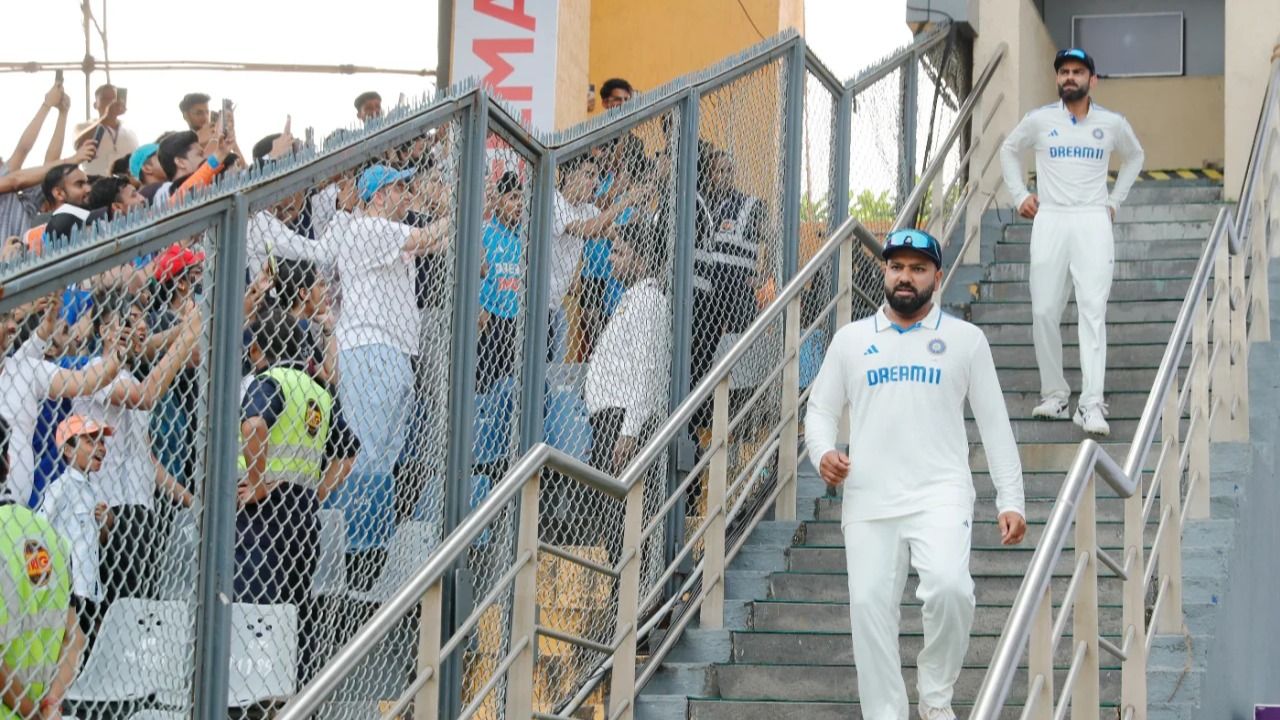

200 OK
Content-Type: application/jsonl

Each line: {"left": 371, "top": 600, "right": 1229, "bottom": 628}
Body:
{"left": 1049, "top": 129, "right": 1060, "bottom": 137}
{"left": 864, "top": 345, "right": 879, "bottom": 355}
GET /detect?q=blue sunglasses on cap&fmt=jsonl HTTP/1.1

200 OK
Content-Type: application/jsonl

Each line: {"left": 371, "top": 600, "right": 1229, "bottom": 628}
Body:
{"left": 883, "top": 229, "right": 943, "bottom": 266}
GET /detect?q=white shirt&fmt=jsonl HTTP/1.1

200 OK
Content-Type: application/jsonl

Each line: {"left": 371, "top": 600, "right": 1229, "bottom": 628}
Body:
{"left": 804, "top": 304, "right": 1025, "bottom": 523}
{"left": 73, "top": 121, "right": 139, "bottom": 178}
{"left": 0, "top": 335, "right": 58, "bottom": 506}
{"left": 71, "top": 362, "right": 154, "bottom": 508}
{"left": 39, "top": 468, "right": 103, "bottom": 601}
{"left": 246, "top": 211, "right": 330, "bottom": 279}
{"left": 585, "top": 279, "right": 671, "bottom": 437}
{"left": 320, "top": 211, "right": 419, "bottom": 356}
{"left": 1000, "top": 100, "right": 1145, "bottom": 211}
{"left": 550, "top": 193, "right": 600, "bottom": 311}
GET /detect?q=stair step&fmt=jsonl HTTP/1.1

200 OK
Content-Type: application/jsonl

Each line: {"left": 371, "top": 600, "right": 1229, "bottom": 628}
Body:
{"left": 686, "top": 697, "right": 1121, "bottom": 720}
{"left": 970, "top": 442, "right": 1157, "bottom": 472}
{"left": 803, "top": 516, "right": 1146, "bottom": 547}
{"left": 785, "top": 544, "right": 1137, "bottom": 574}
{"left": 1101, "top": 184, "right": 1222, "bottom": 204}
{"left": 750, "top": 599, "right": 1124, "bottom": 633}
{"left": 978, "top": 277, "right": 1197, "bottom": 302}
{"left": 807, "top": 500, "right": 1128, "bottom": 528}
{"left": 972, "top": 299, "right": 1186, "bottom": 323}
{"left": 981, "top": 321, "right": 1178, "bottom": 344}
{"left": 968, "top": 417, "right": 1186, "bottom": 443}
{"left": 730, "top": 629, "right": 1121, "bottom": 667}
{"left": 993, "top": 390, "right": 1156, "bottom": 418}
{"left": 712, "top": 663, "right": 1122, "bottom": 703}
{"left": 990, "top": 341, "right": 1183, "bottom": 368}
{"left": 988, "top": 259, "right": 1197, "bottom": 281}
{"left": 769, "top": 572, "right": 1125, "bottom": 605}
{"left": 1002, "top": 221, "right": 1215, "bottom": 243}
{"left": 985, "top": 366, "right": 1173, "bottom": 392}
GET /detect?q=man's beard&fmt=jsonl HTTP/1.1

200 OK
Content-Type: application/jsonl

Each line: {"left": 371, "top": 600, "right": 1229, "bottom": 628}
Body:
{"left": 1058, "top": 83, "right": 1088, "bottom": 102}
{"left": 885, "top": 281, "right": 934, "bottom": 315}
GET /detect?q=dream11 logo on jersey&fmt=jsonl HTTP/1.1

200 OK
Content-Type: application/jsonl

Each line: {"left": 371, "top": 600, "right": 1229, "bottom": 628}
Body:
{"left": 453, "top": 0, "right": 561, "bottom": 133}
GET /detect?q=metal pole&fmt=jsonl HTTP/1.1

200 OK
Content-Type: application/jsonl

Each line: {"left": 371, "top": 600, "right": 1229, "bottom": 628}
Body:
{"left": 437, "top": 0, "right": 454, "bottom": 87}
{"left": 191, "top": 197, "right": 246, "bottom": 720}
{"left": 832, "top": 87, "right": 853, "bottom": 230}
{"left": 664, "top": 89, "right": 701, "bottom": 589}
{"left": 780, "top": 39, "right": 806, "bottom": 282}
{"left": 519, "top": 148, "right": 555, "bottom": 452}
{"left": 898, "top": 50, "right": 920, "bottom": 216}
{"left": 440, "top": 90, "right": 490, "bottom": 719}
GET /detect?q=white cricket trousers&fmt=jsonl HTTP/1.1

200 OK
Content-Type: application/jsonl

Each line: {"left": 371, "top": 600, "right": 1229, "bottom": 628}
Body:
{"left": 1029, "top": 206, "right": 1115, "bottom": 407}
{"left": 843, "top": 506, "right": 975, "bottom": 720}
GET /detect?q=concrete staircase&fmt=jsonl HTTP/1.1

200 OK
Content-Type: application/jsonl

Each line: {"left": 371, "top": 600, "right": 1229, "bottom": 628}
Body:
{"left": 635, "top": 181, "right": 1234, "bottom": 719}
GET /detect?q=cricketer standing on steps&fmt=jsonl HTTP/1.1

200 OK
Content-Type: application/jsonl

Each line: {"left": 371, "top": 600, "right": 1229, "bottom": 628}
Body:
{"left": 1000, "top": 47, "right": 1146, "bottom": 437}
{"left": 804, "top": 229, "right": 1027, "bottom": 720}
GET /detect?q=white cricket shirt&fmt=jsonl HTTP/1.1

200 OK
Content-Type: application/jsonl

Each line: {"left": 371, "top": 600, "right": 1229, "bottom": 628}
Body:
{"left": 0, "top": 335, "right": 58, "bottom": 507}
{"left": 1000, "top": 100, "right": 1145, "bottom": 211}
{"left": 804, "top": 304, "right": 1025, "bottom": 523}
{"left": 39, "top": 468, "right": 104, "bottom": 601}
{"left": 585, "top": 279, "right": 671, "bottom": 437}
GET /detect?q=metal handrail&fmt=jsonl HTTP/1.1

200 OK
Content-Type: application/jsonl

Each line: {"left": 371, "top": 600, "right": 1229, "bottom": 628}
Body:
{"left": 277, "top": 35, "right": 1011, "bottom": 720}
{"left": 969, "top": 52, "right": 1280, "bottom": 720}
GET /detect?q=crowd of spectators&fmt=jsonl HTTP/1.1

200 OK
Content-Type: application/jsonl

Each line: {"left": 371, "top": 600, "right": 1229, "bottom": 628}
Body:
{"left": 0, "top": 72, "right": 782, "bottom": 714}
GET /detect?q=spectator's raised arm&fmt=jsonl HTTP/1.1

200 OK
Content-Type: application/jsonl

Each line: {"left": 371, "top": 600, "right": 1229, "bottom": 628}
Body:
{"left": 5, "top": 83, "right": 63, "bottom": 173}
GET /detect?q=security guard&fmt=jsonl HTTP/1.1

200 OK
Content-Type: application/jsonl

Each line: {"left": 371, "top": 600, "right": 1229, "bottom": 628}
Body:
{"left": 0, "top": 502, "right": 80, "bottom": 720}
{"left": 236, "top": 310, "right": 338, "bottom": 684}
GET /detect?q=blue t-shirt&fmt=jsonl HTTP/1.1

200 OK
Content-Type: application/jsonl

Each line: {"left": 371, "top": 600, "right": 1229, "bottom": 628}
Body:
{"left": 480, "top": 219, "right": 523, "bottom": 320}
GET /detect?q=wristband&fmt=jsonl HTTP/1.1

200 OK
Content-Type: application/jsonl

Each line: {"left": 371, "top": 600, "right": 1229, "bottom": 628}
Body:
{"left": 206, "top": 155, "right": 220, "bottom": 171}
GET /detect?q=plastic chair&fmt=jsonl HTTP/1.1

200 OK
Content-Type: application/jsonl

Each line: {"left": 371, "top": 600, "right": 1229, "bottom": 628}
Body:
{"left": 127, "top": 711, "right": 186, "bottom": 720}
{"left": 311, "top": 509, "right": 348, "bottom": 597}
{"left": 345, "top": 521, "right": 440, "bottom": 604}
{"left": 66, "top": 599, "right": 193, "bottom": 702}
{"left": 155, "top": 507, "right": 198, "bottom": 602}
{"left": 227, "top": 602, "right": 298, "bottom": 707}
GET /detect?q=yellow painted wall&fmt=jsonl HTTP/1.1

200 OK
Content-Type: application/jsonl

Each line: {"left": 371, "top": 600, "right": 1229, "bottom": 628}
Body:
{"left": 587, "top": 0, "right": 795, "bottom": 112}
{"left": 555, "top": 0, "right": 593, "bottom": 130}
{"left": 1092, "top": 76, "right": 1225, "bottom": 172}
{"left": 1224, "top": 11, "right": 1280, "bottom": 200}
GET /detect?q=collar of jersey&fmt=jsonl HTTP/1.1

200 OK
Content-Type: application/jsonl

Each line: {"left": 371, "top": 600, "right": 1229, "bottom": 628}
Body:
{"left": 874, "top": 303, "right": 942, "bottom": 334}
{"left": 1060, "top": 98, "right": 1094, "bottom": 125}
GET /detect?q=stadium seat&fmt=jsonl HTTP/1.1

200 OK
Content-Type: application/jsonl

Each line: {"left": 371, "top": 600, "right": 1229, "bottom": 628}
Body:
{"left": 227, "top": 602, "right": 298, "bottom": 707}
{"left": 312, "top": 509, "right": 348, "bottom": 597}
{"left": 345, "top": 520, "right": 440, "bottom": 604}
{"left": 127, "top": 711, "right": 185, "bottom": 720}
{"left": 66, "top": 599, "right": 193, "bottom": 702}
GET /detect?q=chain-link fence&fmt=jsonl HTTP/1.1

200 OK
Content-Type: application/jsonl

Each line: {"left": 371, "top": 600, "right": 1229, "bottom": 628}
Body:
{"left": 0, "top": 24, "right": 975, "bottom": 720}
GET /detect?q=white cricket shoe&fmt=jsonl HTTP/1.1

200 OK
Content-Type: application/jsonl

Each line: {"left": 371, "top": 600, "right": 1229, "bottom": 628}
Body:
{"left": 1031, "top": 397, "right": 1071, "bottom": 420}
{"left": 1074, "top": 403, "right": 1111, "bottom": 436}
{"left": 918, "top": 705, "right": 957, "bottom": 720}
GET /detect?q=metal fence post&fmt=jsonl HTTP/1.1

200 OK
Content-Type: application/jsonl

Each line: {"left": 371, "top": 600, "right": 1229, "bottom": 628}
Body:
{"left": 776, "top": 297, "right": 801, "bottom": 521}
{"left": 699, "top": 378, "right": 731, "bottom": 629}
{"left": 1027, "top": 590, "right": 1053, "bottom": 720}
{"left": 192, "top": 197, "right": 246, "bottom": 720}
{"left": 1072, "top": 475, "right": 1100, "bottom": 720}
{"left": 1187, "top": 296, "right": 1211, "bottom": 520}
{"left": 1120, "top": 482, "right": 1148, "bottom": 720}
{"left": 505, "top": 471, "right": 541, "bottom": 720}
{"left": 781, "top": 39, "right": 806, "bottom": 283}
{"left": 1229, "top": 243, "right": 1250, "bottom": 440}
{"left": 665, "top": 89, "right": 701, "bottom": 587}
{"left": 1156, "top": 388, "right": 1183, "bottom": 633}
{"left": 441, "top": 90, "right": 491, "bottom": 719}
{"left": 898, "top": 49, "right": 920, "bottom": 213}
{"left": 610, "top": 480, "right": 646, "bottom": 720}
{"left": 832, "top": 87, "right": 853, "bottom": 230}
{"left": 519, "top": 148, "right": 556, "bottom": 452}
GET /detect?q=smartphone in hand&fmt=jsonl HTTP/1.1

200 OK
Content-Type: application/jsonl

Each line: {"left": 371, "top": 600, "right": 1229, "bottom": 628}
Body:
{"left": 55, "top": 69, "right": 64, "bottom": 85}
{"left": 117, "top": 87, "right": 128, "bottom": 109}
{"left": 92, "top": 124, "right": 108, "bottom": 145}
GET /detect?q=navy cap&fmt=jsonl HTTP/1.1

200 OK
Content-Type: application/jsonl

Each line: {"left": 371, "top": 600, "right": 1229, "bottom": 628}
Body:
{"left": 882, "top": 229, "right": 943, "bottom": 268}
{"left": 1054, "top": 48, "right": 1096, "bottom": 74}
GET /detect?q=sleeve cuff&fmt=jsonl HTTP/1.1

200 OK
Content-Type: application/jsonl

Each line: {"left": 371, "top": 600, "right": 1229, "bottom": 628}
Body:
{"left": 997, "top": 505, "right": 1025, "bottom": 518}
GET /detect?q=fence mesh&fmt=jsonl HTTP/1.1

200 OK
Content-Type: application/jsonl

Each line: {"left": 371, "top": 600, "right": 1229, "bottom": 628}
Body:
{"left": 0, "top": 27, "right": 976, "bottom": 720}
{"left": 0, "top": 218, "right": 218, "bottom": 719}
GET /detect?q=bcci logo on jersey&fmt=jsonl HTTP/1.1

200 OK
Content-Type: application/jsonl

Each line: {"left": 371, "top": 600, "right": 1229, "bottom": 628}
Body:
{"left": 866, "top": 365, "right": 943, "bottom": 386}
